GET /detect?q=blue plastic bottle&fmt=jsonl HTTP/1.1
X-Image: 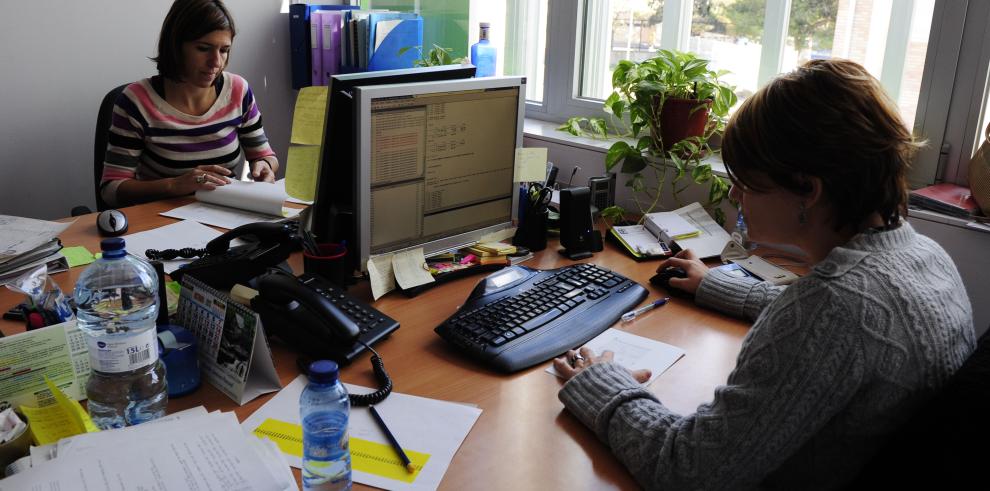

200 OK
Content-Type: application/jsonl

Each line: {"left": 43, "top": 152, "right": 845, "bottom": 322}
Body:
{"left": 73, "top": 238, "right": 168, "bottom": 429}
{"left": 301, "top": 360, "right": 352, "bottom": 491}
{"left": 734, "top": 210, "right": 757, "bottom": 250}
{"left": 470, "top": 22, "right": 496, "bottom": 77}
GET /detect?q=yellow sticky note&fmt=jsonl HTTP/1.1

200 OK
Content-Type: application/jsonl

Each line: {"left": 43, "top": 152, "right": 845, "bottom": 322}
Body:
{"left": 253, "top": 418, "right": 430, "bottom": 484}
{"left": 62, "top": 246, "right": 96, "bottom": 268}
{"left": 291, "top": 86, "right": 329, "bottom": 145}
{"left": 514, "top": 147, "right": 548, "bottom": 182}
{"left": 20, "top": 377, "right": 98, "bottom": 445}
{"left": 285, "top": 145, "right": 321, "bottom": 202}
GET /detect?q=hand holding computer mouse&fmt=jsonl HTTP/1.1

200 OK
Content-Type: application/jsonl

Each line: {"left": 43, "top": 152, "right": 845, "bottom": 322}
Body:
{"left": 654, "top": 249, "right": 708, "bottom": 295}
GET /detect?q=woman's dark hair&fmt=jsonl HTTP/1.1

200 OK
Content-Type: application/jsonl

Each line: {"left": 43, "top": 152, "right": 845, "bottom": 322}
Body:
{"left": 721, "top": 59, "right": 921, "bottom": 230}
{"left": 153, "top": 0, "right": 236, "bottom": 81}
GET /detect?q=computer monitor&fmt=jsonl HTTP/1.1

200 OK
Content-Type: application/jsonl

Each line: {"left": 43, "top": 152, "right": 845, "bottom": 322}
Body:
{"left": 353, "top": 76, "right": 526, "bottom": 270}
{"left": 309, "top": 65, "right": 477, "bottom": 268}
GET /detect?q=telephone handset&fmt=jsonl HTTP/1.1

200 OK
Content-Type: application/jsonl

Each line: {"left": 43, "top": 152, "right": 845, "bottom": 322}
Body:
{"left": 160, "top": 222, "right": 297, "bottom": 291}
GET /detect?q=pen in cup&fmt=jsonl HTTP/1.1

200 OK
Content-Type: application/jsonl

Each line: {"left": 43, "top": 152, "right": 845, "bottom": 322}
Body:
{"left": 621, "top": 297, "right": 670, "bottom": 322}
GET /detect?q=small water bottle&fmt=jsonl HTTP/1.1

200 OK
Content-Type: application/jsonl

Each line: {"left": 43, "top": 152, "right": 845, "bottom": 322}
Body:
{"left": 73, "top": 238, "right": 167, "bottom": 429}
{"left": 470, "top": 22, "right": 496, "bottom": 77}
{"left": 301, "top": 360, "right": 352, "bottom": 491}
{"left": 733, "top": 210, "right": 757, "bottom": 250}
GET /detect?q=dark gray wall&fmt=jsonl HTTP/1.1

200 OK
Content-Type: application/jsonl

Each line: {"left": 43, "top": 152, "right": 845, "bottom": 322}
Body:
{"left": 0, "top": 0, "right": 294, "bottom": 219}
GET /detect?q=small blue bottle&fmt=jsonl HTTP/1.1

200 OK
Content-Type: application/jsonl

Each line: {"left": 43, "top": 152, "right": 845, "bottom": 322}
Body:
{"left": 734, "top": 210, "right": 757, "bottom": 250}
{"left": 470, "top": 22, "right": 496, "bottom": 77}
{"left": 301, "top": 360, "right": 352, "bottom": 491}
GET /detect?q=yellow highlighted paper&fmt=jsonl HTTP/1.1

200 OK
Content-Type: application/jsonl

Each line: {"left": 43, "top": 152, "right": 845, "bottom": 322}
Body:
{"left": 285, "top": 146, "right": 321, "bottom": 202}
{"left": 253, "top": 418, "right": 430, "bottom": 484}
{"left": 290, "top": 86, "right": 329, "bottom": 145}
{"left": 19, "top": 377, "right": 99, "bottom": 445}
{"left": 514, "top": 147, "right": 548, "bottom": 182}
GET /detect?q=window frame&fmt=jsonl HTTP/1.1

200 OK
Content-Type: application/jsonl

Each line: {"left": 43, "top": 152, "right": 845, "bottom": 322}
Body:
{"left": 524, "top": 0, "right": 985, "bottom": 189}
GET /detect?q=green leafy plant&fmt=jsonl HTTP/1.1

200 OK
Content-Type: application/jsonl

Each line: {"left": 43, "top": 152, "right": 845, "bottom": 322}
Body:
{"left": 399, "top": 44, "right": 467, "bottom": 67}
{"left": 560, "top": 49, "right": 738, "bottom": 224}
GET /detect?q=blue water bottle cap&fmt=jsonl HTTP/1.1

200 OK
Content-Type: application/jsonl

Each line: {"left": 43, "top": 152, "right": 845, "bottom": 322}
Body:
{"left": 308, "top": 360, "right": 339, "bottom": 383}
{"left": 100, "top": 237, "right": 127, "bottom": 257}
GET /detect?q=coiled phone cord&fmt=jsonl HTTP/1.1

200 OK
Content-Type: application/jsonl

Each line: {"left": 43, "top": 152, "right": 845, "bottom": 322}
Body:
{"left": 297, "top": 339, "right": 393, "bottom": 407}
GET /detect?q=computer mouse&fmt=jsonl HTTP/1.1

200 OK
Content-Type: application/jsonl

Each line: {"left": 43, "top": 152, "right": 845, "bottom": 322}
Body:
{"left": 650, "top": 267, "right": 691, "bottom": 296}
{"left": 96, "top": 209, "right": 129, "bottom": 237}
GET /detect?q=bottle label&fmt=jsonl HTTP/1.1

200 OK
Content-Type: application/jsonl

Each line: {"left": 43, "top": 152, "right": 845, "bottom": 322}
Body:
{"left": 87, "top": 328, "right": 159, "bottom": 373}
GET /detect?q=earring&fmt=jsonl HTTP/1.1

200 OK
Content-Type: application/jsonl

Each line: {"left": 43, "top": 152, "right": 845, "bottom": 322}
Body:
{"left": 798, "top": 202, "right": 807, "bottom": 225}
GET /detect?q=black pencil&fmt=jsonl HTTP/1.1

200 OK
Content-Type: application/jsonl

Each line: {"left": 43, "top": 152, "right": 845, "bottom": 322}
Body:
{"left": 368, "top": 405, "right": 414, "bottom": 473}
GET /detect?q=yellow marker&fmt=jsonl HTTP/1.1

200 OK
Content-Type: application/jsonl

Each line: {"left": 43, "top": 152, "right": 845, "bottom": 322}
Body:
{"left": 253, "top": 418, "right": 431, "bottom": 484}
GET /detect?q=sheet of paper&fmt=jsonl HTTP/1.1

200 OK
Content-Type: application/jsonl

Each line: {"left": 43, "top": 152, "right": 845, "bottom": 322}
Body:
{"left": 546, "top": 328, "right": 685, "bottom": 386}
{"left": 242, "top": 375, "right": 484, "bottom": 491}
{"left": 60, "top": 246, "right": 95, "bottom": 268}
{"left": 161, "top": 201, "right": 300, "bottom": 230}
{"left": 122, "top": 220, "right": 223, "bottom": 273}
{"left": 671, "top": 202, "right": 733, "bottom": 259}
{"left": 285, "top": 145, "right": 321, "bottom": 202}
{"left": 514, "top": 147, "right": 548, "bottom": 182}
{"left": 0, "top": 320, "right": 89, "bottom": 410}
{"left": 195, "top": 180, "right": 288, "bottom": 217}
{"left": 290, "top": 85, "right": 328, "bottom": 146}
{"left": 612, "top": 224, "right": 668, "bottom": 256}
{"left": 644, "top": 211, "right": 699, "bottom": 239}
{"left": 0, "top": 412, "right": 287, "bottom": 491}
{"left": 391, "top": 248, "right": 435, "bottom": 290}
{"left": 18, "top": 377, "right": 97, "bottom": 445}
{"left": 368, "top": 253, "right": 397, "bottom": 300}
{"left": 0, "top": 215, "right": 73, "bottom": 264}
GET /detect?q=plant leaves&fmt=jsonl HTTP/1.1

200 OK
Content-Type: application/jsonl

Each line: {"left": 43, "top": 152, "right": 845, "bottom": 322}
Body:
{"left": 559, "top": 117, "right": 585, "bottom": 136}
{"left": 621, "top": 152, "right": 647, "bottom": 174}
{"left": 589, "top": 118, "right": 608, "bottom": 138}
{"left": 691, "top": 163, "right": 713, "bottom": 184}
{"left": 605, "top": 141, "right": 630, "bottom": 171}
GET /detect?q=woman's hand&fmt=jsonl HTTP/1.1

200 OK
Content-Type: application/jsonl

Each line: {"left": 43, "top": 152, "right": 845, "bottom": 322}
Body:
{"left": 170, "top": 165, "right": 233, "bottom": 195}
{"left": 553, "top": 347, "right": 651, "bottom": 383}
{"left": 656, "top": 249, "right": 709, "bottom": 295}
{"left": 250, "top": 159, "right": 276, "bottom": 183}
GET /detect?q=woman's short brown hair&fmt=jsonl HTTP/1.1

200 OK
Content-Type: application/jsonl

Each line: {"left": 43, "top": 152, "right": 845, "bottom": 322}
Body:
{"left": 721, "top": 59, "right": 921, "bottom": 230}
{"left": 153, "top": 0, "right": 236, "bottom": 81}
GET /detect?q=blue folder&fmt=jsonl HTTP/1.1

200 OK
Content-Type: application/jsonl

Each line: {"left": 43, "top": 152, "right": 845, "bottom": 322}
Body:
{"left": 367, "top": 17, "right": 423, "bottom": 71}
{"left": 289, "top": 4, "right": 357, "bottom": 89}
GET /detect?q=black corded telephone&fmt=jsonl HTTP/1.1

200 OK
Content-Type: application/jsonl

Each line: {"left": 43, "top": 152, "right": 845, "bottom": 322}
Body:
{"left": 251, "top": 270, "right": 401, "bottom": 405}
{"left": 156, "top": 222, "right": 297, "bottom": 291}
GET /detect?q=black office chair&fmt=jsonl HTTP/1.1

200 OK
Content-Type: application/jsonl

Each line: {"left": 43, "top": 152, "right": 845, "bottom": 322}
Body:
{"left": 71, "top": 83, "right": 129, "bottom": 216}
{"left": 847, "top": 327, "right": 990, "bottom": 489}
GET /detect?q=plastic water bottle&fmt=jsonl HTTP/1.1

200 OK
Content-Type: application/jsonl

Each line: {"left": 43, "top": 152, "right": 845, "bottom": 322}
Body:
{"left": 73, "top": 238, "right": 167, "bottom": 429}
{"left": 733, "top": 210, "right": 757, "bottom": 250}
{"left": 301, "top": 360, "right": 352, "bottom": 491}
{"left": 470, "top": 22, "right": 496, "bottom": 77}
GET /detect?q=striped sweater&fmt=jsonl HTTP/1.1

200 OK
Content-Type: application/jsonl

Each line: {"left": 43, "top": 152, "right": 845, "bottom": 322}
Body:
{"left": 559, "top": 222, "right": 975, "bottom": 490}
{"left": 100, "top": 72, "right": 275, "bottom": 206}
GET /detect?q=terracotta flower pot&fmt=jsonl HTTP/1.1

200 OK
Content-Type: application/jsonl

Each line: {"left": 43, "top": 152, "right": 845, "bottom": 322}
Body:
{"left": 654, "top": 97, "right": 711, "bottom": 151}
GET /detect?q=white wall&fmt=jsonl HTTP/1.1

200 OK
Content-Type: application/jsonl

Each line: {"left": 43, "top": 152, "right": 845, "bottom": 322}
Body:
{"left": 0, "top": 0, "right": 294, "bottom": 219}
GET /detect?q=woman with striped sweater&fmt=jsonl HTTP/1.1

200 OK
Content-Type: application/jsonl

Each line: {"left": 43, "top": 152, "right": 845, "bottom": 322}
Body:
{"left": 101, "top": 0, "right": 278, "bottom": 207}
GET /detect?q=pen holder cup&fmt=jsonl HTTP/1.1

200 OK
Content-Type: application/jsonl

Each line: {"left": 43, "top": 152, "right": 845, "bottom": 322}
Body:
{"left": 0, "top": 418, "right": 31, "bottom": 471}
{"left": 303, "top": 243, "right": 349, "bottom": 289}
{"left": 513, "top": 208, "right": 548, "bottom": 252}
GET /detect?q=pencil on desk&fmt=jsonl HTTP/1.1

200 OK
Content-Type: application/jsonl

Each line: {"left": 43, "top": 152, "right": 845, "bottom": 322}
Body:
{"left": 369, "top": 404, "right": 415, "bottom": 473}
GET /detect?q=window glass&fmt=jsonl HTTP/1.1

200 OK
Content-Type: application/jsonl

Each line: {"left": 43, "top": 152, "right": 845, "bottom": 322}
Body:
{"left": 471, "top": 0, "right": 548, "bottom": 103}
{"left": 689, "top": 0, "right": 765, "bottom": 103}
{"left": 579, "top": 0, "right": 664, "bottom": 100}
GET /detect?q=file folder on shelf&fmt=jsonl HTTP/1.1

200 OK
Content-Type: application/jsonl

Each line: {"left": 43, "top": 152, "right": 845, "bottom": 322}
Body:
{"left": 319, "top": 10, "right": 343, "bottom": 84}
{"left": 310, "top": 10, "right": 324, "bottom": 86}
{"left": 288, "top": 4, "right": 357, "bottom": 89}
{"left": 367, "top": 17, "right": 423, "bottom": 71}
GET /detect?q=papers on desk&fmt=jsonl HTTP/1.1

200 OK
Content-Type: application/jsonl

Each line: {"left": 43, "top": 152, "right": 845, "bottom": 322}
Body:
{"left": 243, "top": 375, "right": 483, "bottom": 491}
{"left": 0, "top": 409, "right": 295, "bottom": 491}
{"left": 0, "top": 215, "right": 72, "bottom": 285}
{"left": 664, "top": 202, "right": 734, "bottom": 259}
{"left": 122, "top": 220, "right": 227, "bottom": 273}
{"left": 546, "top": 328, "right": 685, "bottom": 386}
{"left": 161, "top": 180, "right": 302, "bottom": 229}
{"left": 0, "top": 320, "right": 90, "bottom": 410}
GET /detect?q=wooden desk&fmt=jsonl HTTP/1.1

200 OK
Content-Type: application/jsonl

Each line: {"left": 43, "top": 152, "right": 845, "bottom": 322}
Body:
{"left": 0, "top": 200, "right": 750, "bottom": 489}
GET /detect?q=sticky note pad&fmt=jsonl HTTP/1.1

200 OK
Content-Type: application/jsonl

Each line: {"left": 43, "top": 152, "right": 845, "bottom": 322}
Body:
{"left": 514, "top": 147, "right": 548, "bottom": 182}
{"left": 62, "top": 246, "right": 96, "bottom": 268}
{"left": 290, "top": 86, "right": 329, "bottom": 146}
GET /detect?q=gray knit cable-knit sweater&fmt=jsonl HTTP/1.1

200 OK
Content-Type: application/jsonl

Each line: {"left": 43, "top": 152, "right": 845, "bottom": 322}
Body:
{"left": 559, "top": 222, "right": 975, "bottom": 490}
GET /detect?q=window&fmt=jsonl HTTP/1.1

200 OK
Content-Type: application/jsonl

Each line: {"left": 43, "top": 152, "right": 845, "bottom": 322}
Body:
{"left": 470, "top": 0, "right": 549, "bottom": 103}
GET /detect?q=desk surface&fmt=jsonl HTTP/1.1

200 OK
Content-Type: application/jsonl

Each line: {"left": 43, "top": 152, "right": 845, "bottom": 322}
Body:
{"left": 0, "top": 199, "right": 750, "bottom": 490}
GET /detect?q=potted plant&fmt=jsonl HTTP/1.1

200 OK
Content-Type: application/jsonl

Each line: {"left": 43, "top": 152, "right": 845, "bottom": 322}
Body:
{"left": 560, "top": 49, "right": 737, "bottom": 224}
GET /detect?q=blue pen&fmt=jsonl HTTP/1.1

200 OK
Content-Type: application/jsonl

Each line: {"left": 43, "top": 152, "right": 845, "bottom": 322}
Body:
{"left": 621, "top": 297, "right": 670, "bottom": 322}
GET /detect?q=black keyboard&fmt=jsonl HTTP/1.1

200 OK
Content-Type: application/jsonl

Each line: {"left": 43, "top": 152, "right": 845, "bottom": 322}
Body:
{"left": 435, "top": 263, "right": 647, "bottom": 372}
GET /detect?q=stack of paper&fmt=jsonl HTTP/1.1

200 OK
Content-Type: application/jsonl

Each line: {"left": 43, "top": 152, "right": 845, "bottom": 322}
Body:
{"left": 0, "top": 215, "right": 71, "bottom": 285}
{"left": 0, "top": 407, "right": 295, "bottom": 490}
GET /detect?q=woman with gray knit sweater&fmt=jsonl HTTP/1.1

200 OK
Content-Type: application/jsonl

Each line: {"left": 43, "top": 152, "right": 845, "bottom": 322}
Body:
{"left": 553, "top": 59, "right": 975, "bottom": 490}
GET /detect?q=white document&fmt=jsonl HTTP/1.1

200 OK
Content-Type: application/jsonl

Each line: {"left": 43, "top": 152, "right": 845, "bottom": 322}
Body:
{"left": 0, "top": 412, "right": 289, "bottom": 491}
{"left": 644, "top": 211, "right": 699, "bottom": 240}
{"left": 161, "top": 200, "right": 301, "bottom": 230}
{"left": 668, "top": 202, "right": 733, "bottom": 259}
{"left": 197, "top": 179, "right": 288, "bottom": 216}
{"left": 0, "top": 320, "right": 89, "bottom": 409}
{"left": 0, "top": 215, "right": 72, "bottom": 264}
{"left": 612, "top": 224, "right": 669, "bottom": 256}
{"left": 243, "top": 375, "right": 483, "bottom": 491}
{"left": 392, "top": 248, "right": 435, "bottom": 290}
{"left": 122, "top": 220, "right": 224, "bottom": 273}
{"left": 374, "top": 19, "right": 402, "bottom": 50}
{"left": 546, "top": 328, "right": 685, "bottom": 386}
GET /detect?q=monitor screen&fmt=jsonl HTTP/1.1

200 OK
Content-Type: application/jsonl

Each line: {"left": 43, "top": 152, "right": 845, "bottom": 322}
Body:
{"left": 354, "top": 77, "right": 525, "bottom": 269}
{"left": 308, "top": 65, "right": 477, "bottom": 269}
